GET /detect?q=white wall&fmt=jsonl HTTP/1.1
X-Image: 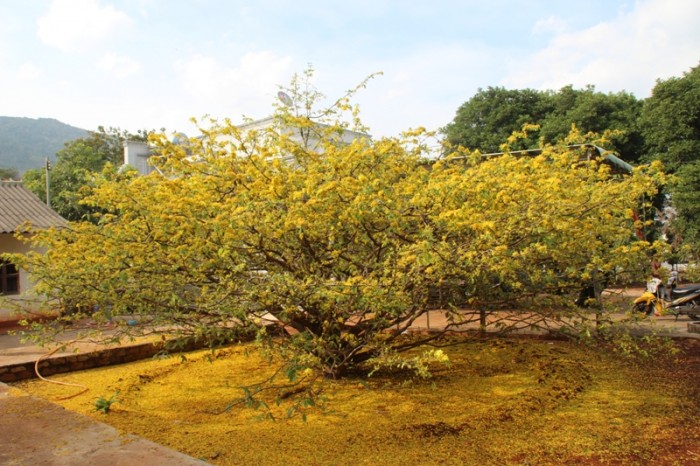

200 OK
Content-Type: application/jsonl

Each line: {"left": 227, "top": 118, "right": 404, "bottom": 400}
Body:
{"left": 123, "top": 140, "right": 155, "bottom": 175}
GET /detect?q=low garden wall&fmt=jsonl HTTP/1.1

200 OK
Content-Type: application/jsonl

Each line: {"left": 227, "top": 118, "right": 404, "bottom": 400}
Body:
{"left": 2, "top": 322, "right": 697, "bottom": 383}
{"left": 0, "top": 339, "right": 208, "bottom": 383}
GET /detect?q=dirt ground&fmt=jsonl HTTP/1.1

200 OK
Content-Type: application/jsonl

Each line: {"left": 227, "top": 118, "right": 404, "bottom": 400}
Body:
{"left": 639, "top": 338, "right": 700, "bottom": 465}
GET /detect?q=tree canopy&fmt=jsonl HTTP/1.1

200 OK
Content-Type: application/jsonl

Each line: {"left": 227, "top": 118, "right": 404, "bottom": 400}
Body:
{"left": 640, "top": 64, "right": 700, "bottom": 171}
{"left": 14, "top": 73, "right": 662, "bottom": 382}
{"left": 442, "top": 87, "right": 550, "bottom": 153}
{"left": 23, "top": 127, "right": 148, "bottom": 221}
{"left": 639, "top": 64, "right": 700, "bottom": 252}
{"left": 443, "top": 85, "right": 643, "bottom": 162}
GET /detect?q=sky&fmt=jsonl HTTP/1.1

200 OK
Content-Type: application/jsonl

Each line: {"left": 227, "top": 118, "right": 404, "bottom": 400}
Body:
{"left": 1, "top": 0, "right": 699, "bottom": 138}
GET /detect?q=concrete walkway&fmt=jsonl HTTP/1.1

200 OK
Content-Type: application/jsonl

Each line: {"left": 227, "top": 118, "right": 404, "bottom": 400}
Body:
{"left": 0, "top": 382, "right": 209, "bottom": 465}
{"left": 0, "top": 322, "right": 211, "bottom": 465}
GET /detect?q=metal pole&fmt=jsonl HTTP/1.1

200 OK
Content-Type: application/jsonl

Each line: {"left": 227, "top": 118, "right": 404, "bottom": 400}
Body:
{"left": 45, "top": 158, "right": 51, "bottom": 207}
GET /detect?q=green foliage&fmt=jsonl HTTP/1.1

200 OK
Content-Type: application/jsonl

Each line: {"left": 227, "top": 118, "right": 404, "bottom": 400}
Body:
{"left": 540, "top": 85, "right": 643, "bottom": 161}
{"left": 23, "top": 126, "right": 149, "bottom": 222}
{"left": 443, "top": 87, "right": 551, "bottom": 153}
{"left": 444, "top": 85, "right": 643, "bottom": 161}
{"left": 640, "top": 64, "right": 700, "bottom": 171}
{"left": 369, "top": 348, "right": 450, "bottom": 379}
{"left": 94, "top": 392, "right": 119, "bottom": 413}
{"left": 599, "top": 329, "right": 679, "bottom": 362}
{"left": 640, "top": 64, "right": 700, "bottom": 253}
{"left": 670, "top": 160, "right": 700, "bottom": 248}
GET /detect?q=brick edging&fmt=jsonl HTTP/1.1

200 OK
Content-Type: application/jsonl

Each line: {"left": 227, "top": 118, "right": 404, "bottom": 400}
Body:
{"left": 0, "top": 338, "right": 208, "bottom": 383}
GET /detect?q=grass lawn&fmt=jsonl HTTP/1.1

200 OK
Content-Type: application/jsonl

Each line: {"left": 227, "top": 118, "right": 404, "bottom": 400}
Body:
{"left": 14, "top": 336, "right": 700, "bottom": 465}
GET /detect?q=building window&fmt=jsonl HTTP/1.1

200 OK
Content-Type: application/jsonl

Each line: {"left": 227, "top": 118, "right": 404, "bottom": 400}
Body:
{"left": 0, "top": 260, "right": 19, "bottom": 295}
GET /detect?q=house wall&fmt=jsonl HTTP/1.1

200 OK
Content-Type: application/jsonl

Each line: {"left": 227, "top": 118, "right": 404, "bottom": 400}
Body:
{"left": 0, "top": 233, "right": 44, "bottom": 322}
{"left": 124, "top": 140, "right": 155, "bottom": 175}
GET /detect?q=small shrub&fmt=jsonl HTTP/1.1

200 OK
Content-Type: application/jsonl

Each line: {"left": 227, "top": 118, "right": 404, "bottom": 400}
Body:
{"left": 94, "top": 392, "right": 119, "bottom": 413}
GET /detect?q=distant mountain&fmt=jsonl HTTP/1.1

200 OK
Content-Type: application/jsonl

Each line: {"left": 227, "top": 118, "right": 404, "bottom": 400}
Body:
{"left": 0, "top": 117, "right": 88, "bottom": 174}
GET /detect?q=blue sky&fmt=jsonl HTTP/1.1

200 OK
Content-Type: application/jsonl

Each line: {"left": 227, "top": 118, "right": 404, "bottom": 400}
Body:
{"left": 1, "top": 0, "right": 698, "bottom": 138}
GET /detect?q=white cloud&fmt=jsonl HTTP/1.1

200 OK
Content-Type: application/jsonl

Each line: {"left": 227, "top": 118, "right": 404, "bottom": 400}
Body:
{"left": 532, "top": 16, "right": 569, "bottom": 36}
{"left": 17, "top": 63, "right": 42, "bottom": 80}
{"left": 175, "top": 51, "right": 294, "bottom": 119}
{"left": 97, "top": 52, "right": 140, "bottom": 78}
{"left": 37, "top": 0, "right": 133, "bottom": 52}
{"left": 503, "top": 0, "right": 700, "bottom": 96}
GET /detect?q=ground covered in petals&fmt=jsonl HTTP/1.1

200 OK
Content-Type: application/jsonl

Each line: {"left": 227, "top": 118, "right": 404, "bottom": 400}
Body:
{"left": 15, "top": 336, "right": 700, "bottom": 465}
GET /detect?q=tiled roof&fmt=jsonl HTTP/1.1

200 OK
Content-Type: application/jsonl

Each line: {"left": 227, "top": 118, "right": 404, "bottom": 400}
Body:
{"left": 0, "top": 182, "right": 67, "bottom": 233}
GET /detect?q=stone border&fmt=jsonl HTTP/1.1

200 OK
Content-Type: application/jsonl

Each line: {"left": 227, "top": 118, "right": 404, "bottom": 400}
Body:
{"left": 2, "top": 321, "right": 697, "bottom": 384}
{"left": 0, "top": 339, "right": 207, "bottom": 383}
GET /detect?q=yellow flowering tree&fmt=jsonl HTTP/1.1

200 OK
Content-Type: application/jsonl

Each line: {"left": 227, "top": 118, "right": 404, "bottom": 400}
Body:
{"left": 14, "top": 72, "right": 662, "bottom": 379}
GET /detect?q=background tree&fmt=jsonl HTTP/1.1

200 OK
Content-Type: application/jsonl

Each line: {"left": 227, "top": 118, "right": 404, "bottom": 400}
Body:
{"left": 444, "top": 85, "right": 643, "bottom": 161}
{"left": 23, "top": 127, "right": 149, "bottom": 221}
{"left": 669, "top": 162, "right": 700, "bottom": 247}
{"left": 641, "top": 64, "right": 700, "bottom": 170}
{"left": 0, "top": 167, "right": 19, "bottom": 180}
{"left": 443, "top": 87, "right": 551, "bottom": 153}
{"left": 640, "top": 64, "right": 700, "bottom": 253}
{"left": 540, "top": 86, "right": 643, "bottom": 162}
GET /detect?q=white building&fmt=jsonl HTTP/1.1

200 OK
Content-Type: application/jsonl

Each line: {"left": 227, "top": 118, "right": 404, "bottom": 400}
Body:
{"left": 123, "top": 117, "right": 368, "bottom": 175}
